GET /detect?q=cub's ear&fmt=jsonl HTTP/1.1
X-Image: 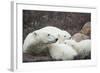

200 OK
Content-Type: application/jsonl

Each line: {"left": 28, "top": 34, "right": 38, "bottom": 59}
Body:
{"left": 33, "top": 32, "right": 37, "bottom": 36}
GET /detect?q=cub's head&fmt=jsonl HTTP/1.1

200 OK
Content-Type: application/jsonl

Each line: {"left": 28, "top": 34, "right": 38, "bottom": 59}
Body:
{"left": 33, "top": 30, "right": 58, "bottom": 44}
{"left": 64, "top": 40, "right": 77, "bottom": 47}
{"left": 62, "top": 31, "right": 71, "bottom": 39}
{"left": 58, "top": 31, "right": 71, "bottom": 43}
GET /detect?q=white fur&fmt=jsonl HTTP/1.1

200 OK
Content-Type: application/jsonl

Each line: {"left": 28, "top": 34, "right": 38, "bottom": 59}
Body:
{"left": 58, "top": 30, "right": 71, "bottom": 43}
{"left": 41, "top": 26, "right": 71, "bottom": 43}
{"left": 48, "top": 43, "right": 78, "bottom": 60}
{"left": 23, "top": 29, "right": 58, "bottom": 54}
{"left": 64, "top": 39, "right": 91, "bottom": 59}
{"left": 23, "top": 26, "right": 71, "bottom": 56}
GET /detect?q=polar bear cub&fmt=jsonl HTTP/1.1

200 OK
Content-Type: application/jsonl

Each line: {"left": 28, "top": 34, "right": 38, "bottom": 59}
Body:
{"left": 23, "top": 29, "right": 58, "bottom": 54}
{"left": 58, "top": 30, "right": 71, "bottom": 43}
{"left": 41, "top": 26, "right": 71, "bottom": 43}
{"left": 64, "top": 39, "right": 91, "bottom": 59}
{"left": 48, "top": 43, "right": 78, "bottom": 60}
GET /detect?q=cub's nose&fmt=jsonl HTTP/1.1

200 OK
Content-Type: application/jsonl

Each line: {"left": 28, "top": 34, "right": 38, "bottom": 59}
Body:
{"left": 55, "top": 38, "right": 58, "bottom": 41}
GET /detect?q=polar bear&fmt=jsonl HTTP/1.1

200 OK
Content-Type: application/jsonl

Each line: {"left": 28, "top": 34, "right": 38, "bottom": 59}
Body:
{"left": 47, "top": 43, "right": 78, "bottom": 60}
{"left": 64, "top": 39, "right": 91, "bottom": 59}
{"left": 23, "top": 26, "right": 71, "bottom": 56}
{"left": 23, "top": 29, "right": 58, "bottom": 54}
{"left": 58, "top": 30, "right": 71, "bottom": 43}
{"left": 41, "top": 26, "right": 71, "bottom": 43}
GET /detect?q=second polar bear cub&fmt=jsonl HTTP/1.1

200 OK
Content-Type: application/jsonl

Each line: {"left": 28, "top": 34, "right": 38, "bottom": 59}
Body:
{"left": 64, "top": 39, "right": 91, "bottom": 59}
{"left": 48, "top": 43, "right": 78, "bottom": 60}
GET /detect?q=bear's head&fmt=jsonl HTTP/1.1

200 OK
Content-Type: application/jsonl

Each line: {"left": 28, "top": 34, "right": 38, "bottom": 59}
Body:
{"left": 62, "top": 30, "right": 71, "bottom": 39}
{"left": 33, "top": 30, "right": 58, "bottom": 44}
{"left": 58, "top": 31, "right": 71, "bottom": 43}
{"left": 64, "top": 39, "right": 77, "bottom": 47}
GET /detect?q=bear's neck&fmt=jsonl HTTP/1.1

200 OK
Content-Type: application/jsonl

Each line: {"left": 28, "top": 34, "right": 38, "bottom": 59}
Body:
{"left": 32, "top": 35, "right": 42, "bottom": 44}
{"left": 33, "top": 37, "right": 47, "bottom": 46}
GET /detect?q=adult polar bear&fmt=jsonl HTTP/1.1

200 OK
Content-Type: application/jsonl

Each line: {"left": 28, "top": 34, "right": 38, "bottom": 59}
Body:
{"left": 23, "top": 29, "right": 58, "bottom": 54}
{"left": 23, "top": 26, "right": 71, "bottom": 55}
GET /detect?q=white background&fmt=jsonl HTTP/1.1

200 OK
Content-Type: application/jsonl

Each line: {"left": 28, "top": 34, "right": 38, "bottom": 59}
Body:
{"left": 0, "top": 0, "right": 100, "bottom": 73}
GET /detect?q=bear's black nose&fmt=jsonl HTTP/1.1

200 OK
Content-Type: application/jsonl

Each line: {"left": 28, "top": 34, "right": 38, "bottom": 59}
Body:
{"left": 55, "top": 38, "right": 58, "bottom": 41}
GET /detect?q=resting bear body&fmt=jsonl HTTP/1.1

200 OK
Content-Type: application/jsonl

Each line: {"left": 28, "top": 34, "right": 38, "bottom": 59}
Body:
{"left": 48, "top": 43, "right": 78, "bottom": 60}
{"left": 23, "top": 29, "right": 58, "bottom": 54}
{"left": 64, "top": 39, "right": 91, "bottom": 59}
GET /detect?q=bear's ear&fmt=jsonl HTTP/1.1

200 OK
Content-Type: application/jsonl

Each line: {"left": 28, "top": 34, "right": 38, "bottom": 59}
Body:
{"left": 33, "top": 32, "right": 37, "bottom": 36}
